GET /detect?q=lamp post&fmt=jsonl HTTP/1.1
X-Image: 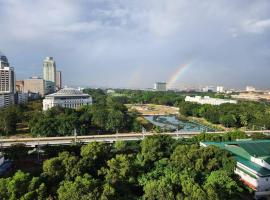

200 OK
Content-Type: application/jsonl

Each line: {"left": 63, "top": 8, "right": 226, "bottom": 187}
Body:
{"left": 142, "top": 127, "right": 146, "bottom": 139}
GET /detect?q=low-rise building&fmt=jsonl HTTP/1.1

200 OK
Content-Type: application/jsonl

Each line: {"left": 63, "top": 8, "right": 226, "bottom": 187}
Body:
{"left": 246, "top": 86, "right": 256, "bottom": 92}
{"left": 200, "top": 140, "right": 270, "bottom": 199}
{"left": 16, "top": 80, "right": 24, "bottom": 92}
{"left": 23, "top": 77, "right": 45, "bottom": 97}
{"left": 185, "top": 96, "right": 237, "bottom": 105}
{"left": 43, "top": 88, "right": 92, "bottom": 111}
{"left": 15, "top": 91, "right": 28, "bottom": 105}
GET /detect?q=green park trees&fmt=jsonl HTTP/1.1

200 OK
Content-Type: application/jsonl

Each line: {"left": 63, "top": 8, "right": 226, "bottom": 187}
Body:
{"left": 28, "top": 95, "right": 140, "bottom": 137}
{"left": 0, "top": 135, "right": 252, "bottom": 199}
{"left": 179, "top": 101, "right": 270, "bottom": 130}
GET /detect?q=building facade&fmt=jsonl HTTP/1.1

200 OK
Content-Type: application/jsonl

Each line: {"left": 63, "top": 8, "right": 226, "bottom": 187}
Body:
{"left": 216, "top": 86, "right": 224, "bottom": 93}
{"left": 154, "top": 82, "right": 167, "bottom": 91}
{"left": 43, "top": 57, "right": 56, "bottom": 93}
{"left": 23, "top": 77, "right": 46, "bottom": 97}
{"left": 16, "top": 80, "right": 24, "bottom": 92}
{"left": 15, "top": 92, "right": 28, "bottom": 105}
{"left": 201, "top": 140, "right": 270, "bottom": 199}
{"left": 0, "top": 52, "right": 15, "bottom": 108}
{"left": 43, "top": 88, "right": 92, "bottom": 111}
{"left": 246, "top": 86, "right": 256, "bottom": 92}
{"left": 0, "top": 93, "right": 15, "bottom": 108}
{"left": 0, "top": 54, "right": 15, "bottom": 94}
{"left": 185, "top": 96, "right": 237, "bottom": 105}
{"left": 56, "top": 71, "right": 62, "bottom": 91}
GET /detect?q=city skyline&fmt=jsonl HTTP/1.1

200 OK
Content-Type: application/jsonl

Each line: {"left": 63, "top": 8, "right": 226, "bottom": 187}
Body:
{"left": 0, "top": 1, "right": 270, "bottom": 89}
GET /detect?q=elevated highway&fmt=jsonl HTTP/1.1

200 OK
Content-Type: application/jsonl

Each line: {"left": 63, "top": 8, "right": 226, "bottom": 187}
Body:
{"left": 0, "top": 130, "right": 269, "bottom": 148}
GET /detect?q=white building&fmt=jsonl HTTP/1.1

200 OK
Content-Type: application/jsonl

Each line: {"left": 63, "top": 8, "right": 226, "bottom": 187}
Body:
{"left": 185, "top": 96, "right": 237, "bottom": 105}
{"left": 216, "top": 86, "right": 225, "bottom": 93}
{"left": 154, "top": 82, "right": 167, "bottom": 91}
{"left": 201, "top": 140, "right": 270, "bottom": 199}
{"left": 43, "top": 88, "right": 92, "bottom": 111}
{"left": 246, "top": 86, "right": 256, "bottom": 92}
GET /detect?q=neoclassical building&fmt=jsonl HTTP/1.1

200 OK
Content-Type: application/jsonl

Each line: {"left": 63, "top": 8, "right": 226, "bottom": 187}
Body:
{"left": 43, "top": 88, "right": 92, "bottom": 111}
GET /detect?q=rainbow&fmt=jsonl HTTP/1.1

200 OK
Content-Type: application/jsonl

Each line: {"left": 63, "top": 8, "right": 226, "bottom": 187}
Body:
{"left": 167, "top": 61, "right": 193, "bottom": 88}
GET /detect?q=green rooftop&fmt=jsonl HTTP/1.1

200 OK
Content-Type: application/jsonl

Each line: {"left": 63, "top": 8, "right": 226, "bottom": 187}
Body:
{"left": 201, "top": 140, "right": 270, "bottom": 177}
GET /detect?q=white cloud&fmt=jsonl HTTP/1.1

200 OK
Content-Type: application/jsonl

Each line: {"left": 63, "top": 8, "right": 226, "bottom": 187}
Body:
{"left": 0, "top": 0, "right": 270, "bottom": 88}
{"left": 243, "top": 19, "right": 270, "bottom": 33}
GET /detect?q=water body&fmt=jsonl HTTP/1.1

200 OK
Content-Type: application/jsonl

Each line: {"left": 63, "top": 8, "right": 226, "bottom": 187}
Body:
{"left": 144, "top": 115, "right": 214, "bottom": 132}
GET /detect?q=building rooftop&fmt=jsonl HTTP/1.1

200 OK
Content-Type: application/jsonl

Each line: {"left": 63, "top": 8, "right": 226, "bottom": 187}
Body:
{"left": 46, "top": 88, "right": 90, "bottom": 97}
{"left": 201, "top": 140, "right": 270, "bottom": 176}
{"left": 0, "top": 52, "right": 9, "bottom": 64}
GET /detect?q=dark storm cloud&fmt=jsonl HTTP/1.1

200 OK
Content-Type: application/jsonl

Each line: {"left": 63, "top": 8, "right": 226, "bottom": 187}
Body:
{"left": 0, "top": 0, "right": 269, "bottom": 89}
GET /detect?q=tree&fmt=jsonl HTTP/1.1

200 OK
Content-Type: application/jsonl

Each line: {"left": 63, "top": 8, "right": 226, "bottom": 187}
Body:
{"left": 0, "top": 177, "right": 10, "bottom": 200}
{"left": 0, "top": 106, "right": 21, "bottom": 136}
{"left": 42, "top": 157, "right": 65, "bottom": 182}
{"left": 57, "top": 174, "right": 101, "bottom": 200}
{"left": 91, "top": 107, "right": 108, "bottom": 131}
{"left": 143, "top": 178, "right": 175, "bottom": 200}
{"left": 137, "top": 135, "right": 174, "bottom": 169}
{"left": 204, "top": 170, "right": 243, "bottom": 199}
{"left": 80, "top": 142, "right": 111, "bottom": 175}
{"left": 106, "top": 110, "right": 125, "bottom": 133}
{"left": 219, "top": 114, "right": 237, "bottom": 128}
{"left": 100, "top": 154, "right": 136, "bottom": 184}
{"left": 7, "top": 170, "right": 31, "bottom": 200}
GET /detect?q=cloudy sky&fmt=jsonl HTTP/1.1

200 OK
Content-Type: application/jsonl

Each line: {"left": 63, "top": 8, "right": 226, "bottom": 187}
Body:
{"left": 0, "top": 0, "right": 270, "bottom": 89}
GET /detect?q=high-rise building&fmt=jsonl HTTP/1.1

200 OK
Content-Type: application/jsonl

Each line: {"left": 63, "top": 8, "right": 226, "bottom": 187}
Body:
{"left": 43, "top": 57, "right": 56, "bottom": 93}
{"left": 154, "top": 82, "right": 167, "bottom": 91}
{"left": 0, "top": 52, "right": 15, "bottom": 108}
{"left": 56, "top": 71, "right": 62, "bottom": 91}
{"left": 0, "top": 53, "right": 15, "bottom": 94}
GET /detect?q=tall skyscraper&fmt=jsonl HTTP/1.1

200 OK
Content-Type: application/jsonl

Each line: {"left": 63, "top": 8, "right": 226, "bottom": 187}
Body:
{"left": 0, "top": 53, "right": 15, "bottom": 94}
{"left": 56, "top": 71, "right": 62, "bottom": 91}
{"left": 43, "top": 57, "right": 56, "bottom": 93}
{"left": 0, "top": 52, "right": 15, "bottom": 108}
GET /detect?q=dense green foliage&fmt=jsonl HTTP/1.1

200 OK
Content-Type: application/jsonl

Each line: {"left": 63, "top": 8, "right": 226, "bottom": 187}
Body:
{"left": 0, "top": 135, "right": 251, "bottom": 199}
{"left": 2, "top": 89, "right": 270, "bottom": 137}
{"left": 179, "top": 101, "right": 270, "bottom": 129}
{"left": 28, "top": 94, "right": 141, "bottom": 137}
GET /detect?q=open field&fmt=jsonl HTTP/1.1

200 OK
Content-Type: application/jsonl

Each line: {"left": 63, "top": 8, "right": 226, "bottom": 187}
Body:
{"left": 232, "top": 92, "right": 270, "bottom": 102}
{"left": 127, "top": 104, "right": 179, "bottom": 116}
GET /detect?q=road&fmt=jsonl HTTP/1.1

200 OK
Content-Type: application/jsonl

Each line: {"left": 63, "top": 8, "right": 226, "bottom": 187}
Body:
{"left": 0, "top": 130, "right": 269, "bottom": 148}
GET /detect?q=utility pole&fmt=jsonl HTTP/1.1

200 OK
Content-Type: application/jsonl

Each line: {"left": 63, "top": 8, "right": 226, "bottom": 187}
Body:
{"left": 74, "top": 128, "right": 77, "bottom": 144}
{"left": 0, "top": 133, "right": 2, "bottom": 154}
{"left": 37, "top": 134, "right": 40, "bottom": 162}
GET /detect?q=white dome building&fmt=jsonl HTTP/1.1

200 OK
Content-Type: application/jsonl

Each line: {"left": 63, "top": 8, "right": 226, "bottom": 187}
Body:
{"left": 43, "top": 88, "right": 92, "bottom": 111}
